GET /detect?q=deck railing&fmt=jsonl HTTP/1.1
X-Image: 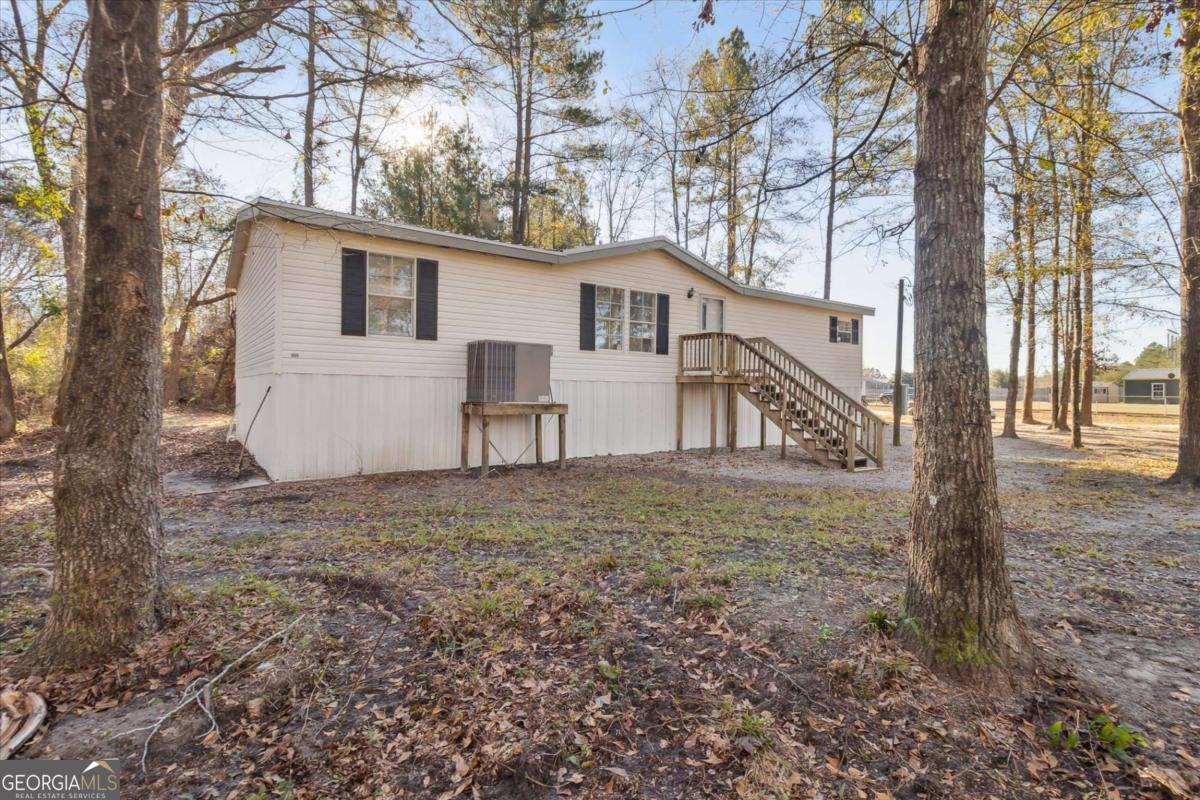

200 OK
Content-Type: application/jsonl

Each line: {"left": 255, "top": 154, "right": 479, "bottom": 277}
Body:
{"left": 678, "top": 332, "right": 884, "bottom": 469}
{"left": 748, "top": 336, "right": 886, "bottom": 469}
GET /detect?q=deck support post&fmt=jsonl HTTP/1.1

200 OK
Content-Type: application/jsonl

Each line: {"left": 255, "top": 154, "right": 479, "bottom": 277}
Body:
{"left": 558, "top": 413, "right": 566, "bottom": 469}
{"left": 535, "top": 414, "right": 543, "bottom": 464}
{"left": 846, "top": 421, "right": 859, "bottom": 472}
{"left": 875, "top": 422, "right": 885, "bottom": 469}
{"left": 460, "top": 407, "right": 470, "bottom": 473}
{"left": 709, "top": 382, "right": 718, "bottom": 455}
{"left": 480, "top": 416, "right": 490, "bottom": 478}
{"left": 727, "top": 384, "right": 737, "bottom": 450}
{"left": 780, "top": 384, "right": 788, "bottom": 460}
{"left": 759, "top": 406, "right": 766, "bottom": 450}
{"left": 675, "top": 381, "right": 684, "bottom": 451}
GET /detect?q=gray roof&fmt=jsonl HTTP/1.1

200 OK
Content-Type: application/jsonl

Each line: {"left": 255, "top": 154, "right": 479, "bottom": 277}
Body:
{"left": 1122, "top": 367, "right": 1180, "bottom": 381}
{"left": 226, "top": 198, "right": 875, "bottom": 316}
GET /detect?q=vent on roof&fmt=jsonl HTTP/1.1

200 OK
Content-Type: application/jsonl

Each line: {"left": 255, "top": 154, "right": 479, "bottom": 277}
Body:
{"left": 467, "top": 341, "right": 553, "bottom": 403}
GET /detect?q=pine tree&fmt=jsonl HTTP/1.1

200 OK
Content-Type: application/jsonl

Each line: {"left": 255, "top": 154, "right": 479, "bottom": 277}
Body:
{"left": 906, "top": 0, "right": 1030, "bottom": 676}
{"left": 445, "top": 0, "right": 602, "bottom": 245}
{"left": 36, "top": 0, "right": 166, "bottom": 668}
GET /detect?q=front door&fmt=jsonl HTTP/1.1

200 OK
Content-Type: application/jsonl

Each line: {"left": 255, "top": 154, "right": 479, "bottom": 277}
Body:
{"left": 701, "top": 296, "right": 724, "bottom": 333}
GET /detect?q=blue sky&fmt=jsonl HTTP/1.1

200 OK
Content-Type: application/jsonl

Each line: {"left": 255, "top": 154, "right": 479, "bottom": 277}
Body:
{"left": 184, "top": 0, "right": 1181, "bottom": 376}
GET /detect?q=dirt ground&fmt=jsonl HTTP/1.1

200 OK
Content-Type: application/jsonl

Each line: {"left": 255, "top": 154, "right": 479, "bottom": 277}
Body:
{"left": 1, "top": 411, "right": 1197, "bottom": 799}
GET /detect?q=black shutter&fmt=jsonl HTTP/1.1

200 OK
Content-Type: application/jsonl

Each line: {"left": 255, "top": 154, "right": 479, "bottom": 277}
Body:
{"left": 851, "top": 318, "right": 860, "bottom": 345}
{"left": 655, "top": 293, "right": 670, "bottom": 355}
{"left": 828, "top": 315, "right": 838, "bottom": 343}
{"left": 580, "top": 283, "right": 596, "bottom": 351}
{"left": 416, "top": 258, "right": 438, "bottom": 340}
{"left": 341, "top": 248, "right": 366, "bottom": 336}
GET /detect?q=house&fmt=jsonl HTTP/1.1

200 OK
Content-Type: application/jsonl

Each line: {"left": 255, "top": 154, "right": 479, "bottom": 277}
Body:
{"left": 1122, "top": 368, "right": 1181, "bottom": 404}
{"left": 1091, "top": 381, "right": 1118, "bottom": 403}
{"left": 226, "top": 198, "right": 877, "bottom": 482}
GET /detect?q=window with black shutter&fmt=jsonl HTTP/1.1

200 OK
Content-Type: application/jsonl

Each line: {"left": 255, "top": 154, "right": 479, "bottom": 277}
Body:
{"left": 341, "top": 248, "right": 367, "bottom": 336}
{"left": 580, "top": 283, "right": 596, "bottom": 350}
{"left": 655, "top": 293, "right": 670, "bottom": 355}
{"left": 415, "top": 259, "right": 438, "bottom": 340}
{"left": 829, "top": 315, "right": 855, "bottom": 344}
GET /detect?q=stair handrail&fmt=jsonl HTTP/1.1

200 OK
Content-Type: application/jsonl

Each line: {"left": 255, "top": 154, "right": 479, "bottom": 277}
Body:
{"left": 729, "top": 334, "right": 856, "bottom": 464}
{"left": 677, "top": 332, "right": 877, "bottom": 469}
{"left": 747, "top": 336, "right": 886, "bottom": 425}
{"left": 747, "top": 335, "right": 885, "bottom": 469}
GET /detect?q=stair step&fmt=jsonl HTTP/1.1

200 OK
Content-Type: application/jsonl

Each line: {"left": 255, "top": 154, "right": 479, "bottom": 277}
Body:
{"left": 738, "top": 380, "right": 880, "bottom": 472}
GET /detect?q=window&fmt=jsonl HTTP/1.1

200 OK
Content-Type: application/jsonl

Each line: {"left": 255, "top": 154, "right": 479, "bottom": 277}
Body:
{"left": 629, "top": 290, "right": 657, "bottom": 352}
{"left": 595, "top": 286, "right": 625, "bottom": 350}
{"left": 1152, "top": 382, "right": 1165, "bottom": 399}
{"left": 829, "top": 315, "right": 858, "bottom": 344}
{"left": 836, "top": 318, "right": 853, "bottom": 343}
{"left": 367, "top": 253, "right": 414, "bottom": 336}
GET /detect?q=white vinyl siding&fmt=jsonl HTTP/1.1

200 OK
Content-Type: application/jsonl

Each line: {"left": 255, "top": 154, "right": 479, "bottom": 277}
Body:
{"left": 232, "top": 223, "right": 283, "bottom": 475}
{"left": 235, "top": 219, "right": 867, "bottom": 480}
{"left": 234, "top": 223, "right": 280, "bottom": 377}
{"left": 269, "top": 225, "right": 862, "bottom": 389}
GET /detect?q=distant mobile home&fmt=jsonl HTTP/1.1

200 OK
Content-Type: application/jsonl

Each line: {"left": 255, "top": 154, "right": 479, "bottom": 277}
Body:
{"left": 1122, "top": 368, "right": 1181, "bottom": 405}
{"left": 227, "top": 199, "right": 877, "bottom": 482}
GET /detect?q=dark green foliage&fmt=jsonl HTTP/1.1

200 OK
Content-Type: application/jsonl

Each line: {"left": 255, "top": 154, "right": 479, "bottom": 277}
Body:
{"left": 364, "top": 120, "right": 502, "bottom": 239}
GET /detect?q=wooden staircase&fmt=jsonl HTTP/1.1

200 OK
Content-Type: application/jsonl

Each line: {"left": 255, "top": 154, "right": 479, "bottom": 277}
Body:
{"left": 677, "top": 332, "right": 886, "bottom": 471}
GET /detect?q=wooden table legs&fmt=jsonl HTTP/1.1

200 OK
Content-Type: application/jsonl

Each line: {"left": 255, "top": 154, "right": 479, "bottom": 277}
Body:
{"left": 558, "top": 413, "right": 566, "bottom": 469}
{"left": 480, "top": 416, "right": 490, "bottom": 477}
{"left": 460, "top": 407, "right": 470, "bottom": 473}
{"left": 461, "top": 403, "right": 568, "bottom": 478}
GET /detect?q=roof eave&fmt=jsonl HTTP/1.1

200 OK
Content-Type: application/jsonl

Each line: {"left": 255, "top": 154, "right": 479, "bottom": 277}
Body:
{"left": 227, "top": 198, "right": 876, "bottom": 316}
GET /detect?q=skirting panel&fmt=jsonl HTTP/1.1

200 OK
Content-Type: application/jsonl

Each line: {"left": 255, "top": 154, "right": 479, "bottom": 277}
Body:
{"left": 239, "top": 374, "right": 783, "bottom": 481}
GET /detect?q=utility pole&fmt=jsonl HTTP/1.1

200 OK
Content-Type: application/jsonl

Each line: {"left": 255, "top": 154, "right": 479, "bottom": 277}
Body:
{"left": 893, "top": 278, "right": 905, "bottom": 447}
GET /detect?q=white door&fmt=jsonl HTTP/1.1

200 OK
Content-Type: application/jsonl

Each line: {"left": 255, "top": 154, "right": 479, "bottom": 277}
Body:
{"left": 701, "top": 297, "right": 724, "bottom": 332}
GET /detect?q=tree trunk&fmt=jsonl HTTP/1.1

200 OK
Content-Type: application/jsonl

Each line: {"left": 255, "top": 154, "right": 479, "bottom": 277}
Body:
{"left": 1001, "top": 168, "right": 1024, "bottom": 439}
{"left": 50, "top": 156, "right": 85, "bottom": 428}
{"left": 35, "top": 0, "right": 165, "bottom": 669}
{"left": 1049, "top": 156, "right": 1063, "bottom": 430}
{"left": 1022, "top": 224, "right": 1038, "bottom": 425}
{"left": 726, "top": 145, "right": 738, "bottom": 279}
{"left": 1002, "top": 274, "right": 1024, "bottom": 438}
{"left": 0, "top": 299, "right": 16, "bottom": 439}
{"left": 1071, "top": 242, "right": 1084, "bottom": 449}
{"left": 1079, "top": 174, "right": 1095, "bottom": 427}
{"left": 1172, "top": 1, "right": 1200, "bottom": 487}
{"left": 823, "top": 126, "right": 838, "bottom": 300}
{"left": 302, "top": 1, "right": 317, "bottom": 207}
{"left": 1059, "top": 272, "right": 1074, "bottom": 432}
{"left": 163, "top": 321, "right": 189, "bottom": 405}
{"left": 510, "top": 51, "right": 524, "bottom": 244}
{"left": 518, "top": 38, "right": 535, "bottom": 244}
{"left": 349, "top": 33, "right": 372, "bottom": 216}
{"left": 906, "top": 0, "right": 1029, "bottom": 675}
{"left": 1049, "top": 269, "right": 1062, "bottom": 429}
{"left": 209, "top": 336, "right": 234, "bottom": 405}
{"left": 1057, "top": 185, "right": 1077, "bottom": 433}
